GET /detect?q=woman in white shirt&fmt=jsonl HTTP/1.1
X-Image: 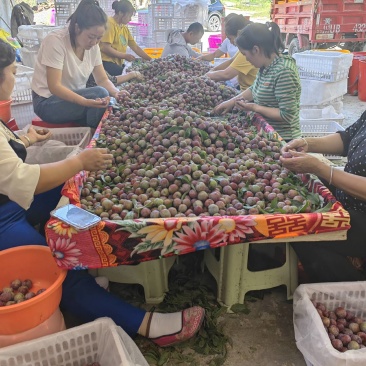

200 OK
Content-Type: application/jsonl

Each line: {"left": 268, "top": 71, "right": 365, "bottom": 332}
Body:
{"left": 32, "top": 0, "right": 125, "bottom": 128}
{"left": 1, "top": 38, "right": 204, "bottom": 346}
{"left": 197, "top": 13, "right": 238, "bottom": 63}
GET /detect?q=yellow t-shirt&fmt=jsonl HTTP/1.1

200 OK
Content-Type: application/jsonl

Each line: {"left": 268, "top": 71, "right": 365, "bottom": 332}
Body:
{"left": 100, "top": 17, "right": 137, "bottom": 66}
{"left": 230, "top": 52, "right": 258, "bottom": 91}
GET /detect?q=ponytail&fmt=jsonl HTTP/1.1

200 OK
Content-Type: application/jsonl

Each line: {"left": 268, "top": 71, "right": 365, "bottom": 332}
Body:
{"left": 68, "top": 0, "right": 108, "bottom": 47}
{"left": 236, "top": 22, "right": 284, "bottom": 57}
{"left": 224, "top": 14, "right": 251, "bottom": 37}
{"left": 112, "top": 0, "right": 135, "bottom": 14}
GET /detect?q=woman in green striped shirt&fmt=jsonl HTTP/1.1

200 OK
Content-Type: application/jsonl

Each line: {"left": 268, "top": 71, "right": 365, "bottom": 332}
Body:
{"left": 214, "top": 22, "right": 301, "bottom": 141}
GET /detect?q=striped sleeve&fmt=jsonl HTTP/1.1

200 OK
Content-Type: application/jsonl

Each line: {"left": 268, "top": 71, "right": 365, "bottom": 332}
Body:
{"left": 274, "top": 67, "right": 300, "bottom": 125}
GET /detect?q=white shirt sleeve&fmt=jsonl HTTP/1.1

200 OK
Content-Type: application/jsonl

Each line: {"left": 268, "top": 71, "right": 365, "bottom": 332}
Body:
{"left": 0, "top": 129, "right": 40, "bottom": 210}
{"left": 94, "top": 47, "right": 103, "bottom": 67}
{"left": 218, "top": 38, "right": 229, "bottom": 53}
{"left": 40, "top": 33, "right": 66, "bottom": 70}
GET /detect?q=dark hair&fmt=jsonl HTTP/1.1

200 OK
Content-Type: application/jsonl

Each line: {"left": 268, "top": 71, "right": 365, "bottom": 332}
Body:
{"left": 0, "top": 40, "right": 16, "bottom": 82}
{"left": 112, "top": 0, "right": 135, "bottom": 14}
{"left": 236, "top": 22, "right": 284, "bottom": 57}
{"left": 68, "top": 0, "right": 108, "bottom": 47}
{"left": 224, "top": 13, "right": 237, "bottom": 25}
{"left": 225, "top": 14, "right": 251, "bottom": 37}
{"left": 187, "top": 22, "right": 204, "bottom": 34}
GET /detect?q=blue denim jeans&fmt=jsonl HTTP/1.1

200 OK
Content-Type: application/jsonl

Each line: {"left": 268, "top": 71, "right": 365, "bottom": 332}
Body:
{"left": 32, "top": 87, "right": 109, "bottom": 128}
{"left": 0, "top": 190, "right": 145, "bottom": 336}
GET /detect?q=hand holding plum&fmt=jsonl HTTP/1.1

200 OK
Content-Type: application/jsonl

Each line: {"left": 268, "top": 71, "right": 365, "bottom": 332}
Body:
{"left": 281, "top": 137, "right": 309, "bottom": 154}
{"left": 280, "top": 150, "right": 320, "bottom": 174}
{"left": 27, "top": 125, "right": 52, "bottom": 143}
{"left": 235, "top": 99, "right": 258, "bottom": 112}
{"left": 77, "top": 148, "right": 113, "bottom": 172}
{"left": 213, "top": 99, "right": 235, "bottom": 115}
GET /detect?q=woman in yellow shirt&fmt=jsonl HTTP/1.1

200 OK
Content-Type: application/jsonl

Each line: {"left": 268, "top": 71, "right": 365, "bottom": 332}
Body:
{"left": 206, "top": 15, "right": 258, "bottom": 91}
{"left": 100, "top": 0, "right": 151, "bottom": 76}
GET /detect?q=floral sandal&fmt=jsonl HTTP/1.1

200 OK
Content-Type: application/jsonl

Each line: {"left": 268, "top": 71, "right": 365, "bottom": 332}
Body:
{"left": 147, "top": 306, "right": 205, "bottom": 347}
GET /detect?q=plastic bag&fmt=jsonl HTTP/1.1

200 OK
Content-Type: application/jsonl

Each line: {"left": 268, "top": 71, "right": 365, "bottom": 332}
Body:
{"left": 293, "top": 283, "right": 366, "bottom": 366}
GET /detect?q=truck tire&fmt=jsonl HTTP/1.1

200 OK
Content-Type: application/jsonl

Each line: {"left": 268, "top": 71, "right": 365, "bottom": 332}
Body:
{"left": 288, "top": 38, "right": 300, "bottom": 56}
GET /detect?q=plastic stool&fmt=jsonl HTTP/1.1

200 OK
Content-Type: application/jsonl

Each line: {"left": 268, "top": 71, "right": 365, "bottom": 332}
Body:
{"left": 89, "top": 256, "right": 176, "bottom": 304}
{"left": 32, "top": 116, "right": 80, "bottom": 128}
{"left": 204, "top": 242, "right": 298, "bottom": 309}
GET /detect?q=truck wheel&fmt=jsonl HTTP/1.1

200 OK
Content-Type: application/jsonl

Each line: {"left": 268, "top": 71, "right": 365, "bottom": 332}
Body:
{"left": 288, "top": 38, "right": 300, "bottom": 56}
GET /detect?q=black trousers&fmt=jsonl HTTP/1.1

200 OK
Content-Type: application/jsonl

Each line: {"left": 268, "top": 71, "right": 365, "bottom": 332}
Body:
{"left": 292, "top": 209, "right": 366, "bottom": 283}
{"left": 102, "top": 61, "right": 124, "bottom": 76}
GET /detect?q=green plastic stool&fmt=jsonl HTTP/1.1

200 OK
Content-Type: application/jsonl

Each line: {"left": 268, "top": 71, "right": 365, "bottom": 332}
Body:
{"left": 89, "top": 256, "right": 176, "bottom": 304}
{"left": 204, "top": 242, "right": 298, "bottom": 310}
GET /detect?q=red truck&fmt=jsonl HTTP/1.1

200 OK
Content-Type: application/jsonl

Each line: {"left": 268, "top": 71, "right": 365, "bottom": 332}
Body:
{"left": 271, "top": 0, "right": 366, "bottom": 55}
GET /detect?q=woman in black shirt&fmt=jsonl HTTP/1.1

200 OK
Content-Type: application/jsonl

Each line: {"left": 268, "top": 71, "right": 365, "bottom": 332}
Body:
{"left": 281, "top": 112, "right": 366, "bottom": 282}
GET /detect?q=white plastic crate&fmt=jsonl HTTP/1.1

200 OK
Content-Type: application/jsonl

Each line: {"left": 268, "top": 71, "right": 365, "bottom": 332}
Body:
{"left": 152, "top": 30, "right": 168, "bottom": 45}
{"left": 301, "top": 97, "right": 344, "bottom": 114}
{"left": 55, "top": 16, "right": 69, "bottom": 26}
{"left": 300, "top": 120, "right": 344, "bottom": 138}
{"left": 17, "top": 25, "right": 62, "bottom": 46}
{"left": 55, "top": 1, "right": 78, "bottom": 16}
{"left": 19, "top": 47, "right": 39, "bottom": 69}
{"left": 98, "top": 0, "right": 114, "bottom": 16}
{"left": 300, "top": 120, "right": 345, "bottom": 159}
{"left": 25, "top": 127, "right": 91, "bottom": 164}
{"left": 149, "top": 3, "right": 174, "bottom": 18}
{"left": 11, "top": 103, "right": 37, "bottom": 129}
{"left": 300, "top": 106, "right": 344, "bottom": 126}
{"left": 151, "top": 17, "right": 173, "bottom": 31}
{"left": 0, "top": 318, "right": 148, "bottom": 366}
{"left": 300, "top": 78, "right": 348, "bottom": 106}
{"left": 11, "top": 65, "right": 33, "bottom": 105}
{"left": 294, "top": 282, "right": 366, "bottom": 366}
{"left": 293, "top": 51, "right": 353, "bottom": 82}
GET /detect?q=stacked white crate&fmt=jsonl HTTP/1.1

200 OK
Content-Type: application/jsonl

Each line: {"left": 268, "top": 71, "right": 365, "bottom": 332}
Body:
{"left": 293, "top": 51, "right": 353, "bottom": 159}
{"left": 17, "top": 25, "right": 62, "bottom": 68}
{"left": 142, "top": 0, "right": 207, "bottom": 48}
{"left": 11, "top": 65, "right": 37, "bottom": 129}
{"left": 55, "top": 0, "right": 115, "bottom": 25}
{"left": 294, "top": 51, "right": 353, "bottom": 118}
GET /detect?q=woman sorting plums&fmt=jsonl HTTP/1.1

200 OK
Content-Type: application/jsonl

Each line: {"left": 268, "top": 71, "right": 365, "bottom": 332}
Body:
{"left": 281, "top": 111, "right": 366, "bottom": 282}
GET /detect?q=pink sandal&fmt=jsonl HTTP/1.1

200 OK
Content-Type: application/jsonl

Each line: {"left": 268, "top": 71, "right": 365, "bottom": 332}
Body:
{"left": 148, "top": 306, "right": 205, "bottom": 347}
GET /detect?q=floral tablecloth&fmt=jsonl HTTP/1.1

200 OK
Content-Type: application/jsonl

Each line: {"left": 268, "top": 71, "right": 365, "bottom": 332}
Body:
{"left": 45, "top": 113, "right": 351, "bottom": 270}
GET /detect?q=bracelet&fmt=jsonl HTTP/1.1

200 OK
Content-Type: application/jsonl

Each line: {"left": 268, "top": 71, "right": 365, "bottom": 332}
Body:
{"left": 301, "top": 137, "right": 308, "bottom": 147}
{"left": 329, "top": 166, "right": 334, "bottom": 185}
{"left": 24, "top": 135, "right": 32, "bottom": 147}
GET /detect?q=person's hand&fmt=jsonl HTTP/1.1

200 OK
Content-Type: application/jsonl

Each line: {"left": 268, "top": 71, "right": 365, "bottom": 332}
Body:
{"left": 76, "top": 148, "right": 113, "bottom": 172}
{"left": 235, "top": 99, "right": 258, "bottom": 113}
{"left": 281, "top": 138, "right": 308, "bottom": 154}
{"left": 124, "top": 54, "right": 136, "bottom": 62}
{"left": 131, "top": 71, "right": 144, "bottom": 80}
{"left": 113, "top": 90, "right": 130, "bottom": 99}
{"left": 213, "top": 99, "right": 236, "bottom": 115}
{"left": 280, "top": 150, "right": 320, "bottom": 174}
{"left": 83, "top": 97, "right": 110, "bottom": 108}
{"left": 27, "top": 125, "right": 52, "bottom": 143}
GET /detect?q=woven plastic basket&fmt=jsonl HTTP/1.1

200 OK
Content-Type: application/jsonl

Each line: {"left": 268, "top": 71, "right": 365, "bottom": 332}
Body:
{"left": 300, "top": 120, "right": 345, "bottom": 160}
{"left": 0, "top": 318, "right": 148, "bottom": 366}
{"left": 293, "top": 51, "right": 353, "bottom": 82}
{"left": 24, "top": 127, "right": 91, "bottom": 164}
